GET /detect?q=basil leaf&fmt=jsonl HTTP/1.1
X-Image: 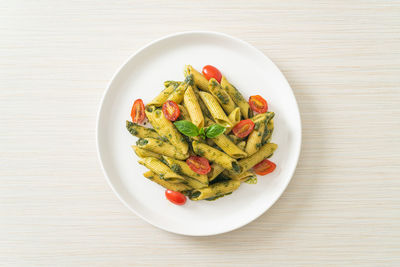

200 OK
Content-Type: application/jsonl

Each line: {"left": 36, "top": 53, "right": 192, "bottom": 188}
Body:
{"left": 173, "top": 120, "right": 199, "bottom": 137}
{"left": 205, "top": 124, "right": 226, "bottom": 138}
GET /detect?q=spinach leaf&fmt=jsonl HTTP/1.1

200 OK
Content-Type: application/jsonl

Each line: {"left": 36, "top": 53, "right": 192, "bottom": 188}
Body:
{"left": 173, "top": 120, "right": 199, "bottom": 137}
{"left": 205, "top": 124, "right": 225, "bottom": 138}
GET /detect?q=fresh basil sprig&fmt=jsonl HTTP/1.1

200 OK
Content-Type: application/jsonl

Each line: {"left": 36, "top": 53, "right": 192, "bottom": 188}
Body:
{"left": 173, "top": 120, "right": 225, "bottom": 139}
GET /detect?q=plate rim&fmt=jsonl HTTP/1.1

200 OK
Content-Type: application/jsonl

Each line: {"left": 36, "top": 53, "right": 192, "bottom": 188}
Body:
{"left": 96, "top": 31, "right": 302, "bottom": 236}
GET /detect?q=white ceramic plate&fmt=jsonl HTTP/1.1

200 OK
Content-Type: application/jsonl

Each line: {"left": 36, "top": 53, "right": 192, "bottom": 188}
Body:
{"left": 97, "top": 31, "right": 301, "bottom": 236}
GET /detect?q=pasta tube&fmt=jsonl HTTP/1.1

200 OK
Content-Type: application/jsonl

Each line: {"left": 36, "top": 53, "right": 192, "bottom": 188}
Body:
{"left": 148, "top": 84, "right": 176, "bottom": 107}
{"left": 144, "top": 171, "right": 191, "bottom": 192}
{"left": 138, "top": 157, "right": 185, "bottom": 183}
{"left": 132, "top": 145, "right": 163, "bottom": 160}
{"left": 184, "top": 65, "right": 209, "bottom": 92}
{"left": 184, "top": 85, "right": 204, "bottom": 128}
{"left": 189, "top": 180, "right": 241, "bottom": 201}
{"left": 212, "top": 134, "right": 247, "bottom": 159}
{"left": 162, "top": 156, "right": 208, "bottom": 185}
{"left": 221, "top": 76, "right": 251, "bottom": 119}
{"left": 145, "top": 108, "right": 189, "bottom": 155}
{"left": 208, "top": 78, "right": 236, "bottom": 114}
{"left": 207, "top": 164, "right": 225, "bottom": 182}
{"left": 198, "top": 91, "right": 232, "bottom": 129}
{"left": 136, "top": 138, "right": 188, "bottom": 160}
{"left": 126, "top": 121, "right": 160, "bottom": 139}
{"left": 237, "top": 143, "right": 277, "bottom": 173}
{"left": 192, "top": 141, "right": 241, "bottom": 173}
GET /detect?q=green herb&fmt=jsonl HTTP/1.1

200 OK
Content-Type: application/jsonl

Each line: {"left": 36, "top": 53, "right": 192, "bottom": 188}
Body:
{"left": 136, "top": 139, "right": 148, "bottom": 146}
{"left": 174, "top": 120, "right": 225, "bottom": 139}
{"left": 254, "top": 122, "right": 261, "bottom": 130}
{"left": 244, "top": 176, "right": 257, "bottom": 184}
{"left": 190, "top": 191, "right": 201, "bottom": 199}
{"left": 173, "top": 120, "right": 199, "bottom": 137}
{"left": 184, "top": 74, "right": 194, "bottom": 86}
{"left": 256, "top": 143, "right": 262, "bottom": 148}
{"left": 171, "top": 164, "right": 182, "bottom": 174}
{"left": 205, "top": 124, "right": 225, "bottom": 138}
{"left": 196, "top": 148, "right": 205, "bottom": 156}
{"left": 159, "top": 173, "right": 165, "bottom": 180}
{"left": 160, "top": 136, "right": 168, "bottom": 142}
{"left": 126, "top": 121, "right": 138, "bottom": 136}
{"left": 232, "top": 162, "right": 241, "bottom": 173}
{"left": 211, "top": 80, "right": 219, "bottom": 87}
{"left": 216, "top": 92, "right": 229, "bottom": 105}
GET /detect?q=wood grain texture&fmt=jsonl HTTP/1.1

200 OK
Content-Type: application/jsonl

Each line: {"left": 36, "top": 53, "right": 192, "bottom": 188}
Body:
{"left": 0, "top": 1, "right": 399, "bottom": 266}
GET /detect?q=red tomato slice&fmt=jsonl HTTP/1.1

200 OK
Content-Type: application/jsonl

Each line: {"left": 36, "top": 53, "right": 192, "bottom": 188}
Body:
{"left": 253, "top": 159, "right": 276, "bottom": 175}
{"left": 186, "top": 156, "right": 211, "bottom": 175}
{"left": 162, "top": 100, "right": 180, "bottom": 121}
{"left": 232, "top": 119, "right": 255, "bottom": 138}
{"left": 202, "top": 65, "right": 222, "bottom": 83}
{"left": 165, "top": 190, "right": 186, "bottom": 205}
{"left": 249, "top": 95, "right": 268, "bottom": 113}
{"left": 131, "top": 99, "right": 146, "bottom": 124}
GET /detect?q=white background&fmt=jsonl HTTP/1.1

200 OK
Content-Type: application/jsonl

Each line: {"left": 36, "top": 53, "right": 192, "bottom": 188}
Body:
{"left": 1, "top": 1, "right": 399, "bottom": 266}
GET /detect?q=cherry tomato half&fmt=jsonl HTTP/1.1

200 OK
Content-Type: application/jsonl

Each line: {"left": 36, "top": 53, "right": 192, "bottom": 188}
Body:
{"left": 162, "top": 100, "right": 180, "bottom": 121}
{"left": 165, "top": 190, "right": 186, "bottom": 205}
{"left": 232, "top": 119, "right": 255, "bottom": 138}
{"left": 249, "top": 95, "right": 268, "bottom": 113}
{"left": 131, "top": 99, "right": 146, "bottom": 124}
{"left": 253, "top": 159, "right": 276, "bottom": 175}
{"left": 186, "top": 156, "right": 211, "bottom": 175}
{"left": 202, "top": 65, "right": 222, "bottom": 83}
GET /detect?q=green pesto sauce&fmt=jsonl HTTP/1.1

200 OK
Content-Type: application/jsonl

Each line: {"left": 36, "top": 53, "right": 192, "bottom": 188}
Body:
{"left": 184, "top": 74, "right": 194, "bottom": 86}
{"left": 216, "top": 92, "right": 229, "bottom": 105}
{"left": 196, "top": 148, "right": 205, "bottom": 156}
{"left": 171, "top": 164, "right": 182, "bottom": 174}
{"left": 190, "top": 191, "right": 201, "bottom": 199}
{"left": 232, "top": 162, "right": 241, "bottom": 173}
{"left": 136, "top": 138, "right": 148, "bottom": 146}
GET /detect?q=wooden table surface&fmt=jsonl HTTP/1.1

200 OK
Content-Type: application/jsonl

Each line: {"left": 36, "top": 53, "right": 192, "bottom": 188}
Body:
{"left": 1, "top": 1, "right": 399, "bottom": 266}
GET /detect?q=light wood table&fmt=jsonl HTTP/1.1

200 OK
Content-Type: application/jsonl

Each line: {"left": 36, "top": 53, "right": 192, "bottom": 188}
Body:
{"left": 1, "top": 1, "right": 399, "bottom": 266}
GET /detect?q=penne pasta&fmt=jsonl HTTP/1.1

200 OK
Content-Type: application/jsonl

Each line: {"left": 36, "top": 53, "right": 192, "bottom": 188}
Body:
{"left": 167, "top": 82, "right": 187, "bottom": 104}
{"left": 145, "top": 108, "right": 189, "bottom": 155}
{"left": 237, "top": 141, "right": 246, "bottom": 151}
{"left": 207, "top": 164, "right": 225, "bottom": 182}
{"left": 144, "top": 171, "right": 191, "bottom": 192}
{"left": 126, "top": 121, "right": 161, "bottom": 140}
{"left": 212, "top": 134, "right": 247, "bottom": 159}
{"left": 132, "top": 145, "right": 163, "bottom": 160}
{"left": 208, "top": 78, "right": 236, "bottom": 114}
{"left": 162, "top": 156, "right": 208, "bottom": 185}
{"left": 198, "top": 91, "right": 232, "bottom": 129}
{"left": 136, "top": 138, "right": 188, "bottom": 160}
{"left": 228, "top": 107, "right": 241, "bottom": 127}
{"left": 237, "top": 143, "right": 278, "bottom": 173}
{"left": 184, "top": 65, "right": 209, "bottom": 92}
{"left": 221, "top": 76, "right": 251, "bottom": 119}
{"left": 223, "top": 169, "right": 256, "bottom": 182}
{"left": 139, "top": 157, "right": 186, "bottom": 183}
{"left": 245, "top": 119, "right": 266, "bottom": 156}
{"left": 178, "top": 104, "right": 191, "bottom": 121}
{"left": 148, "top": 84, "right": 176, "bottom": 107}
{"left": 189, "top": 180, "right": 241, "bottom": 201}
{"left": 192, "top": 141, "right": 241, "bottom": 173}
{"left": 262, "top": 119, "right": 274, "bottom": 144}
{"left": 184, "top": 85, "right": 204, "bottom": 128}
